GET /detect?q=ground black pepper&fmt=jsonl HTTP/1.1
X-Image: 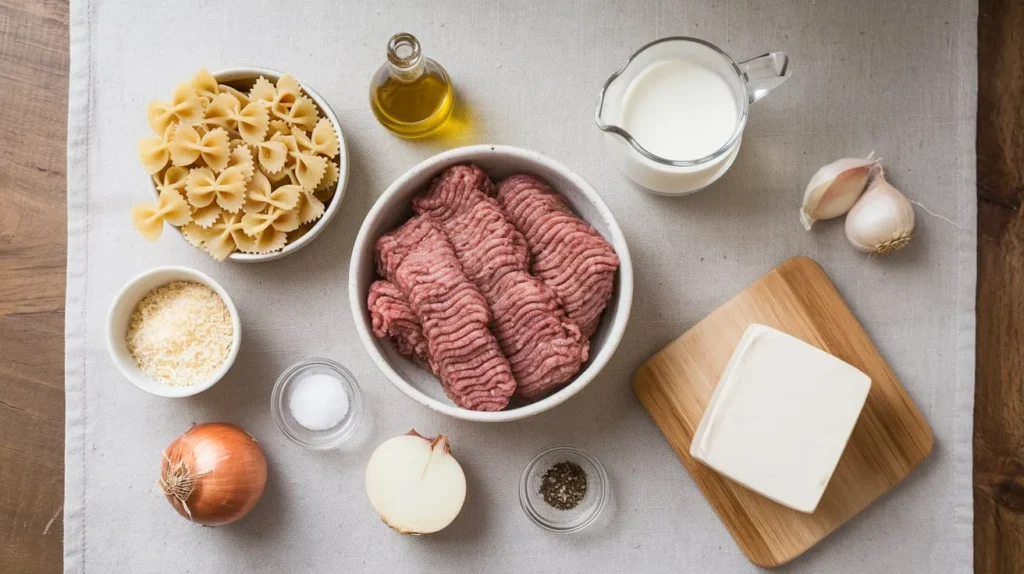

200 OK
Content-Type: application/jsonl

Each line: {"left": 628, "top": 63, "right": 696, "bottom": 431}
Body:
{"left": 539, "top": 461, "right": 587, "bottom": 510}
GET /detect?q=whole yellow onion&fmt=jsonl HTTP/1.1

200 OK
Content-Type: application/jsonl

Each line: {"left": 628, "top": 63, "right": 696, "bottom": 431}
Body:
{"left": 159, "top": 422, "right": 268, "bottom": 526}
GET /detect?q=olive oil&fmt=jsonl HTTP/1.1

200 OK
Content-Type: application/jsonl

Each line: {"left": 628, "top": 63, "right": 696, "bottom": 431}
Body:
{"left": 370, "top": 33, "right": 454, "bottom": 138}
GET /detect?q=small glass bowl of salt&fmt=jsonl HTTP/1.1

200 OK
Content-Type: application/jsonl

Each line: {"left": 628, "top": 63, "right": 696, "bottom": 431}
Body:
{"left": 271, "top": 358, "right": 363, "bottom": 450}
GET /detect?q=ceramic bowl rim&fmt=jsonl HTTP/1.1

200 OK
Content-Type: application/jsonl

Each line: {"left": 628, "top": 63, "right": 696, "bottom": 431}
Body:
{"left": 106, "top": 266, "right": 242, "bottom": 398}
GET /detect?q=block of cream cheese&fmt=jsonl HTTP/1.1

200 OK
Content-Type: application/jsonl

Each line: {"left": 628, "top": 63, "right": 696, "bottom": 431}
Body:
{"left": 689, "top": 323, "right": 871, "bottom": 513}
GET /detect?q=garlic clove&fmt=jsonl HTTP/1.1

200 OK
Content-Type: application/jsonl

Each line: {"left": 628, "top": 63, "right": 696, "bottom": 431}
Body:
{"left": 365, "top": 431, "right": 467, "bottom": 535}
{"left": 844, "top": 168, "right": 915, "bottom": 255}
{"left": 800, "top": 156, "right": 880, "bottom": 230}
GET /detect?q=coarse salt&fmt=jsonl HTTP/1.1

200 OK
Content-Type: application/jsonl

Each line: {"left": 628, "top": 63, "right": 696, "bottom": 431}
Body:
{"left": 288, "top": 373, "right": 349, "bottom": 431}
{"left": 126, "top": 281, "right": 233, "bottom": 387}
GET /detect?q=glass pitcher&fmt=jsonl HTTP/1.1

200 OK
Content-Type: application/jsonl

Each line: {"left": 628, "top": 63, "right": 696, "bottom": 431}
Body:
{"left": 595, "top": 37, "right": 790, "bottom": 195}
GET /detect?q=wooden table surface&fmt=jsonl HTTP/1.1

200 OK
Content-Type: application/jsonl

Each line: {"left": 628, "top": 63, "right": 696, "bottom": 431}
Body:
{"left": 0, "top": 0, "right": 1020, "bottom": 571}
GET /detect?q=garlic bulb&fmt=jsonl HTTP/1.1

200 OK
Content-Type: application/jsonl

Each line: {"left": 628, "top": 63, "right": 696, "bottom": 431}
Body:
{"left": 800, "top": 156, "right": 880, "bottom": 230}
{"left": 365, "top": 430, "right": 466, "bottom": 535}
{"left": 844, "top": 169, "right": 915, "bottom": 255}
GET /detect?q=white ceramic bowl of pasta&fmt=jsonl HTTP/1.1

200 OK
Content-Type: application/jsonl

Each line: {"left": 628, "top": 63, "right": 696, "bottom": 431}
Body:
{"left": 148, "top": 67, "right": 349, "bottom": 263}
{"left": 107, "top": 266, "right": 242, "bottom": 398}
{"left": 349, "top": 145, "right": 634, "bottom": 423}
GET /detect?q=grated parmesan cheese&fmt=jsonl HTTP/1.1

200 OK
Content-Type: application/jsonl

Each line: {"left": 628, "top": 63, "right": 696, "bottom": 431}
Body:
{"left": 126, "top": 281, "right": 234, "bottom": 387}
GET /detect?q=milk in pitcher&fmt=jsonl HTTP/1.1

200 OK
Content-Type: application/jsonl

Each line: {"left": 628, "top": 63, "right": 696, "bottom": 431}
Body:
{"left": 621, "top": 59, "right": 738, "bottom": 162}
{"left": 595, "top": 37, "right": 790, "bottom": 195}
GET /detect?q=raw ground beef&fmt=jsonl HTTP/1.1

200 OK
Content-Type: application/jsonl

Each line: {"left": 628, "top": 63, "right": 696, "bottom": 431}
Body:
{"left": 494, "top": 174, "right": 619, "bottom": 338}
{"left": 413, "top": 165, "right": 588, "bottom": 399}
{"left": 369, "top": 165, "right": 618, "bottom": 410}
{"left": 368, "top": 280, "right": 431, "bottom": 368}
{"left": 375, "top": 215, "right": 516, "bottom": 411}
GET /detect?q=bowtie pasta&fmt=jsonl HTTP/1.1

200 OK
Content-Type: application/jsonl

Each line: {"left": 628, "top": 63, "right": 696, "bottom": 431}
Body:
{"left": 133, "top": 69, "right": 341, "bottom": 260}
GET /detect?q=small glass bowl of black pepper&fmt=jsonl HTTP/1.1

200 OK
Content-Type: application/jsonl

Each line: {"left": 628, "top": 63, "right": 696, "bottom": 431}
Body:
{"left": 519, "top": 445, "right": 608, "bottom": 533}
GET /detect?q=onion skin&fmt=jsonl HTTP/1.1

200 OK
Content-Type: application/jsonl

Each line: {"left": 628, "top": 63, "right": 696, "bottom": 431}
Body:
{"left": 159, "top": 422, "right": 268, "bottom": 526}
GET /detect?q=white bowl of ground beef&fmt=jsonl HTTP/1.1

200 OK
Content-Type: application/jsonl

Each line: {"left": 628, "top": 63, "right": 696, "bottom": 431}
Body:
{"left": 349, "top": 145, "right": 633, "bottom": 422}
{"left": 107, "top": 266, "right": 241, "bottom": 398}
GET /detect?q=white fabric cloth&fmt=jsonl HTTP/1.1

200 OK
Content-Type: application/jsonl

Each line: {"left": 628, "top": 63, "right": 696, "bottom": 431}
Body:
{"left": 64, "top": 0, "right": 977, "bottom": 571}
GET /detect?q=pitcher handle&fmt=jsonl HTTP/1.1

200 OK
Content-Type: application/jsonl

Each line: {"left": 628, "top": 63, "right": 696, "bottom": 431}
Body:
{"left": 739, "top": 52, "right": 790, "bottom": 104}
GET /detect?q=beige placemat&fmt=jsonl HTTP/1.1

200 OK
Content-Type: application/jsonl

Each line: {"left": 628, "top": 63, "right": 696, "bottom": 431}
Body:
{"left": 65, "top": 0, "right": 976, "bottom": 571}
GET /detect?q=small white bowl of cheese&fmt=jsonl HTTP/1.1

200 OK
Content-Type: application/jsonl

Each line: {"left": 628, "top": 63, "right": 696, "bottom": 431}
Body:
{"left": 107, "top": 266, "right": 241, "bottom": 397}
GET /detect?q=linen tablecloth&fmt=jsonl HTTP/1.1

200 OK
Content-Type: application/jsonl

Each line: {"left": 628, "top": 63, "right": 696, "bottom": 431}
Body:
{"left": 64, "top": 0, "right": 976, "bottom": 571}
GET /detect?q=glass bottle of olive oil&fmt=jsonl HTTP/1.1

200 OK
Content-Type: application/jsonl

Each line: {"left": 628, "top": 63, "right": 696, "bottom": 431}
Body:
{"left": 369, "top": 33, "right": 454, "bottom": 138}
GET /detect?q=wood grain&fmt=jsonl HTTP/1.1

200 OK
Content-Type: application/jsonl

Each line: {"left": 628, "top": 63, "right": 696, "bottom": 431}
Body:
{"left": 633, "top": 257, "right": 933, "bottom": 568}
{"left": 975, "top": 0, "right": 1024, "bottom": 572}
{"left": 0, "top": 1, "right": 69, "bottom": 572}
{"left": 0, "top": 0, "right": 1021, "bottom": 572}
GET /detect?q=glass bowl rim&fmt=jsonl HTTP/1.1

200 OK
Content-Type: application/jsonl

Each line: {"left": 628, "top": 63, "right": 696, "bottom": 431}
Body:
{"left": 270, "top": 357, "right": 363, "bottom": 450}
{"left": 518, "top": 444, "right": 609, "bottom": 533}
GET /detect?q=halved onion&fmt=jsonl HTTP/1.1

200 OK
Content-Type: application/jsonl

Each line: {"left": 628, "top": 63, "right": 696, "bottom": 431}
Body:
{"left": 365, "top": 430, "right": 466, "bottom": 534}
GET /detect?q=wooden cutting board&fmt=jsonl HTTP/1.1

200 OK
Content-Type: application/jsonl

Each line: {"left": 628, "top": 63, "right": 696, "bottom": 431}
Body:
{"left": 633, "top": 256, "right": 933, "bottom": 568}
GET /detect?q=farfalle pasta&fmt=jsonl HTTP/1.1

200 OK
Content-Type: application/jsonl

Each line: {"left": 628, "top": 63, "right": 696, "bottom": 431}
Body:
{"left": 204, "top": 93, "right": 270, "bottom": 144}
{"left": 315, "top": 161, "right": 340, "bottom": 202}
{"left": 292, "top": 150, "right": 328, "bottom": 191}
{"left": 133, "top": 69, "right": 342, "bottom": 260}
{"left": 267, "top": 119, "right": 290, "bottom": 139}
{"left": 241, "top": 206, "right": 301, "bottom": 237}
{"left": 243, "top": 173, "right": 300, "bottom": 214}
{"left": 239, "top": 225, "right": 288, "bottom": 255}
{"left": 280, "top": 97, "right": 319, "bottom": 131}
{"left": 219, "top": 84, "right": 251, "bottom": 107}
{"left": 131, "top": 186, "right": 192, "bottom": 241}
{"left": 147, "top": 83, "right": 204, "bottom": 134}
{"left": 295, "top": 189, "right": 326, "bottom": 224}
{"left": 257, "top": 134, "right": 291, "bottom": 173}
{"left": 192, "top": 203, "right": 223, "bottom": 228}
{"left": 171, "top": 125, "right": 231, "bottom": 170}
{"left": 226, "top": 145, "right": 255, "bottom": 181}
{"left": 186, "top": 211, "right": 250, "bottom": 261}
{"left": 311, "top": 118, "right": 339, "bottom": 158}
{"left": 185, "top": 166, "right": 247, "bottom": 212}
{"left": 153, "top": 166, "right": 188, "bottom": 197}
{"left": 190, "top": 69, "right": 220, "bottom": 102}
{"left": 138, "top": 124, "right": 176, "bottom": 174}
